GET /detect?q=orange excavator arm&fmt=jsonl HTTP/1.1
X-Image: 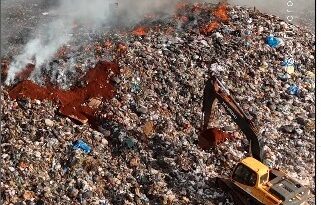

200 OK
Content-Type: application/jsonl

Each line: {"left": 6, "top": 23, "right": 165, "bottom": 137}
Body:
{"left": 201, "top": 76, "right": 264, "bottom": 162}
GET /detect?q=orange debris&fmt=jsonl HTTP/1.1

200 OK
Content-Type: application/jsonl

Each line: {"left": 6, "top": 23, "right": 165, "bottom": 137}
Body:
{"left": 19, "top": 161, "right": 29, "bottom": 169}
{"left": 213, "top": 3, "right": 229, "bottom": 21}
{"left": 132, "top": 26, "right": 148, "bottom": 36}
{"left": 116, "top": 42, "right": 127, "bottom": 56}
{"left": 200, "top": 21, "right": 220, "bottom": 36}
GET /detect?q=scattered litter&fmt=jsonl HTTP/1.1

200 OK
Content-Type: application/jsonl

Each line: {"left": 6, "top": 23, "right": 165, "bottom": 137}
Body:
{"left": 45, "top": 119, "right": 54, "bottom": 127}
{"left": 279, "top": 73, "right": 290, "bottom": 80}
{"left": 259, "top": 61, "right": 268, "bottom": 71}
{"left": 1, "top": 2, "right": 315, "bottom": 204}
{"left": 142, "top": 121, "right": 154, "bottom": 137}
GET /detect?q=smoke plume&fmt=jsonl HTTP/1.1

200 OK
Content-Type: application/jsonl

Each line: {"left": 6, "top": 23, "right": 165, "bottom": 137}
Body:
{"left": 3, "top": 0, "right": 314, "bottom": 85}
{"left": 4, "top": 0, "right": 181, "bottom": 85}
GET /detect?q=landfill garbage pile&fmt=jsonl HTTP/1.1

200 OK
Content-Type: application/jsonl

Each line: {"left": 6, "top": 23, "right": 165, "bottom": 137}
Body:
{"left": 1, "top": 2, "right": 315, "bottom": 205}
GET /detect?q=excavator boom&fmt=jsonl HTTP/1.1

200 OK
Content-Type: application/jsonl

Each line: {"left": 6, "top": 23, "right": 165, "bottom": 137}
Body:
{"left": 202, "top": 76, "right": 264, "bottom": 162}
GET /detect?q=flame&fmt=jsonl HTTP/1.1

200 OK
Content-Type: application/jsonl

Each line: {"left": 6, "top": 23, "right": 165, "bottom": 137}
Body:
{"left": 132, "top": 26, "right": 148, "bottom": 36}
{"left": 212, "top": 3, "right": 229, "bottom": 21}
{"left": 200, "top": 21, "right": 220, "bottom": 36}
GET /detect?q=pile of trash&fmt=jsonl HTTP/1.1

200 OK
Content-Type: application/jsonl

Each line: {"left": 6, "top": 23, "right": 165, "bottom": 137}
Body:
{"left": 1, "top": 2, "right": 315, "bottom": 205}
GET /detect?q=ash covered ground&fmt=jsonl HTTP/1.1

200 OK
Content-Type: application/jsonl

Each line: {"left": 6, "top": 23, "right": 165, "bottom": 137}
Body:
{"left": 1, "top": 1, "right": 315, "bottom": 205}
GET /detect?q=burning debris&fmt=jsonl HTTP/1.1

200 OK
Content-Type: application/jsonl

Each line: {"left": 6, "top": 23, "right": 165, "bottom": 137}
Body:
{"left": 212, "top": 3, "right": 229, "bottom": 21}
{"left": 200, "top": 21, "right": 220, "bottom": 36}
{"left": 1, "top": 1, "right": 315, "bottom": 205}
{"left": 132, "top": 26, "right": 148, "bottom": 36}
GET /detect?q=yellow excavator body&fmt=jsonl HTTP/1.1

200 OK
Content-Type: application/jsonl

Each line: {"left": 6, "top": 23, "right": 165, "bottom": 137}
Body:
{"left": 232, "top": 157, "right": 282, "bottom": 204}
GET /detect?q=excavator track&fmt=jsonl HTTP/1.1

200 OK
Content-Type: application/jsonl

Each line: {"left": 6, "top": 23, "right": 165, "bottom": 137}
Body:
{"left": 215, "top": 177, "right": 264, "bottom": 205}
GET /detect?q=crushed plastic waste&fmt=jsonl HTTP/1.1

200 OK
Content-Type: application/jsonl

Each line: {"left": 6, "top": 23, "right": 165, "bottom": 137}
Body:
{"left": 279, "top": 73, "right": 290, "bottom": 80}
{"left": 265, "top": 35, "right": 283, "bottom": 48}
{"left": 72, "top": 140, "right": 92, "bottom": 154}
{"left": 281, "top": 58, "right": 295, "bottom": 67}
{"left": 131, "top": 82, "right": 141, "bottom": 93}
{"left": 124, "top": 138, "right": 135, "bottom": 149}
{"left": 287, "top": 85, "right": 300, "bottom": 96}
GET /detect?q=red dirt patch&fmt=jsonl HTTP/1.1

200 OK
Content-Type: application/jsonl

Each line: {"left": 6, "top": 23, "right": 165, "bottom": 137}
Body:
{"left": 9, "top": 61, "right": 119, "bottom": 125}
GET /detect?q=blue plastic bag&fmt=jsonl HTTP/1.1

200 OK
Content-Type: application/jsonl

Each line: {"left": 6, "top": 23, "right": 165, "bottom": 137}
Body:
{"left": 266, "top": 36, "right": 282, "bottom": 48}
{"left": 73, "top": 140, "right": 92, "bottom": 154}
{"left": 287, "top": 85, "right": 300, "bottom": 96}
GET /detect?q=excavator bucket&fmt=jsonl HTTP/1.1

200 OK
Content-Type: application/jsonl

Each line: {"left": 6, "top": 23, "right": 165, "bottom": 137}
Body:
{"left": 198, "top": 127, "right": 234, "bottom": 149}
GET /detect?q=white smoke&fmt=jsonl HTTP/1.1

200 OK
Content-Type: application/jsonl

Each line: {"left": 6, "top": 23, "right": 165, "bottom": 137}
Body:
{"left": 5, "top": 0, "right": 181, "bottom": 85}
{"left": 6, "top": 18, "right": 72, "bottom": 84}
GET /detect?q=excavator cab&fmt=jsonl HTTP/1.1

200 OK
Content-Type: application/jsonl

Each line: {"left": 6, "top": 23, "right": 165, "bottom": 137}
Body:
{"left": 232, "top": 157, "right": 270, "bottom": 188}
{"left": 232, "top": 163, "right": 258, "bottom": 187}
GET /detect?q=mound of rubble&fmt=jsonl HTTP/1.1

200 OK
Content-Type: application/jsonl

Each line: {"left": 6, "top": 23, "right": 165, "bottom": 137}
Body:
{"left": 1, "top": 3, "right": 315, "bottom": 205}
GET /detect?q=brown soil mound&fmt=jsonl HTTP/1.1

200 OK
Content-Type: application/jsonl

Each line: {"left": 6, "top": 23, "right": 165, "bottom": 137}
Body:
{"left": 9, "top": 61, "right": 119, "bottom": 124}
